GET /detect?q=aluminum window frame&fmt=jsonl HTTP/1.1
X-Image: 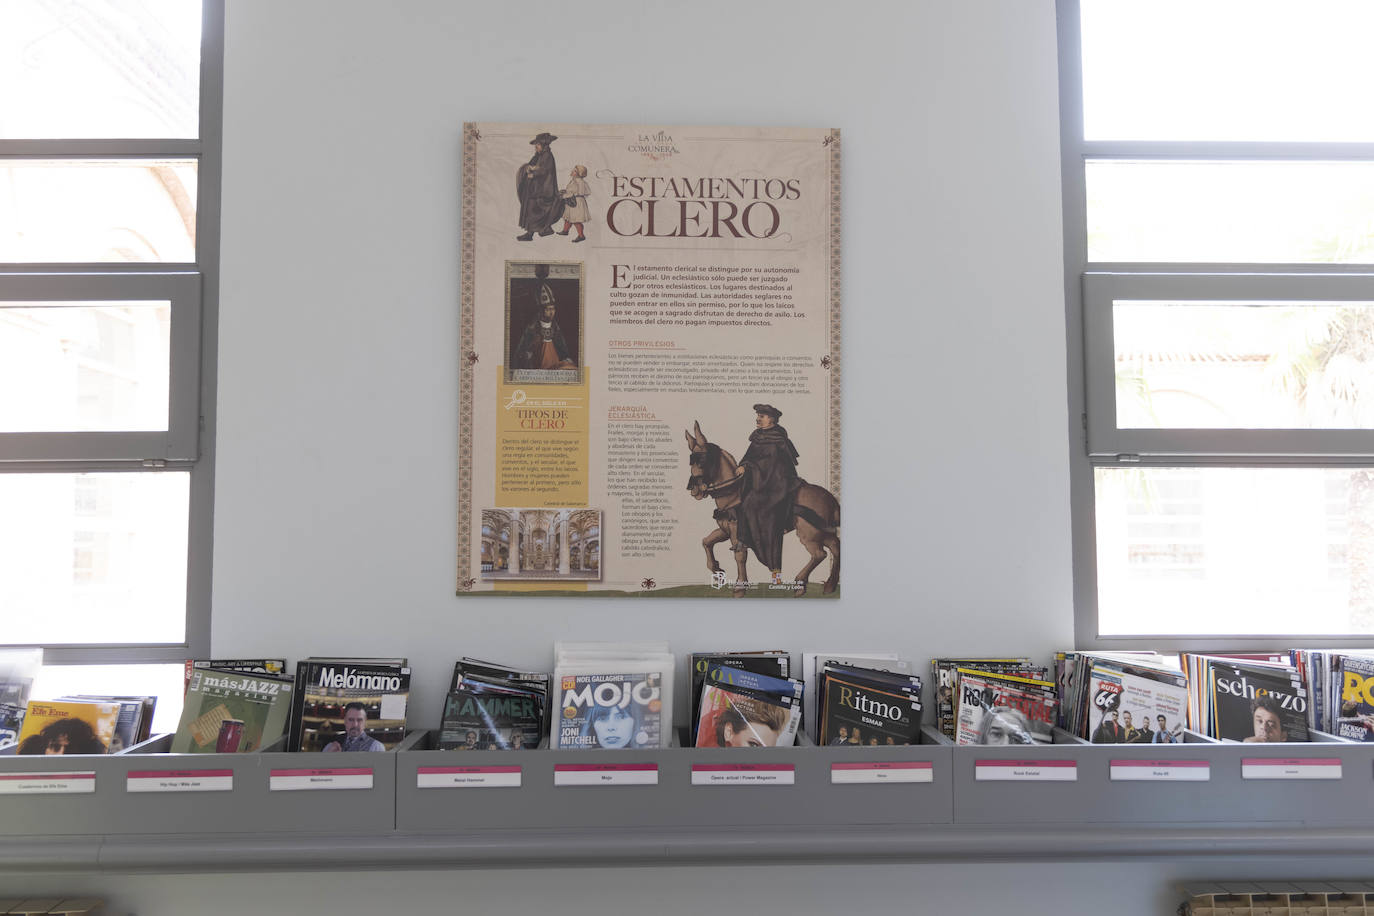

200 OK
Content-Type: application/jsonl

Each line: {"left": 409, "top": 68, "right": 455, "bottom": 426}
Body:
{"left": 0, "top": 0, "right": 223, "bottom": 664}
{"left": 0, "top": 271, "right": 202, "bottom": 463}
{"left": 1059, "top": 0, "right": 1374, "bottom": 649}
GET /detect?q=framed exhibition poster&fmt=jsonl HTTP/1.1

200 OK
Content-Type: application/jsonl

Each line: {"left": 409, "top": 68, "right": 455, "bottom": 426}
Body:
{"left": 459, "top": 123, "right": 840, "bottom": 598}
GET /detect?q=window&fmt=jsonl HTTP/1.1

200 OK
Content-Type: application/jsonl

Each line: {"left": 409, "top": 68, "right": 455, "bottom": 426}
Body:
{"left": 1061, "top": 0, "right": 1374, "bottom": 645}
{"left": 0, "top": 0, "right": 221, "bottom": 704}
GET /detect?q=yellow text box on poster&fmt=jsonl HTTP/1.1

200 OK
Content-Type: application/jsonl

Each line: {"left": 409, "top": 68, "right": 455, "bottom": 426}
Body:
{"left": 494, "top": 368, "right": 590, "bottom": 508}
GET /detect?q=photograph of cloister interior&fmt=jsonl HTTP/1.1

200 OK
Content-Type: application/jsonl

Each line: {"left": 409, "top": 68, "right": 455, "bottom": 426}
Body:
{"left": 3, "top": 2, "right": 1373, "bottom": 914}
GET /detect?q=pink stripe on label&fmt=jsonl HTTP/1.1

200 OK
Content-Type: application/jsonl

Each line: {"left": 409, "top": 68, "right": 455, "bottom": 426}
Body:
{"left": 691, "top": 763, "right": 795, "bottom": 772}
{"left": 554, "top": 763, "right": 658, "bottom": 773}
{"left": 976, "top": 759, "right": 1075, "bottom": 768}
{"left": 270, "top": 768, "right": 373, "bottom": 777}
{"left": 1111, "top": 760, "right": 1208, "bottom": 768}
{"left": 1242, "top": 757, "right": 1341, "bottom": 767}
{"left": 0, "top": 772, "right": 95, "bottom": 780}
{"left": 418, "top": 766, "right": 520, "bottom": 775}
{"left": 128, "top": 769, "right": 233, "bottom": 779}
{"left": 832, "top": 761, "right": 931, "bottom": 771}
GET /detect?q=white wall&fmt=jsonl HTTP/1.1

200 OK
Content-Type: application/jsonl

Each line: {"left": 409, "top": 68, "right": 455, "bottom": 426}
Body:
{"left": 212, "top": 0, "right": 1073, "bottom": 729}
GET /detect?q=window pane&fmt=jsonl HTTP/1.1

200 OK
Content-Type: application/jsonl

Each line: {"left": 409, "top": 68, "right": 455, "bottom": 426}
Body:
{"left": 1088, "top": 160, "right": 1374, "bottom": 263}
{"left": 1114, "top": 301, "right": 1374, "bottom": 429}
{"left": 30, "top": 663, "right": 185, "bottom": 737}
{"left": 0, "top": 301, "right": 171, "bottom": 432}
{"left": 1081, "top": 0, "right": 1374, "bottom": 142}
{"left": 0, "top": 160, "right": 197, "bottom": 262}
{"left": 1096, "top": 467, "right": 1374, "bottom": 636}
{"left": 0, "top": 1, "right": 201, "bottom": 139}
{"left": 0, "top": 472, "right": 188, "bottom": 644}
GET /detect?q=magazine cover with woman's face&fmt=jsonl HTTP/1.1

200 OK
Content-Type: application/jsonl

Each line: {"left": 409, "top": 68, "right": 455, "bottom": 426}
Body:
{"left": 695, "top": 684, "right": 798, "bottom": 749}
{"left": 556, "top": 672, "right": 661, "bottom": 749}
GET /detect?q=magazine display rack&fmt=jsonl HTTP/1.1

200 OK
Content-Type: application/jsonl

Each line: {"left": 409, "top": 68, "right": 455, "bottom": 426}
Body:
{"left": 4, "top": 736, "right": 1374, "bottom": 871}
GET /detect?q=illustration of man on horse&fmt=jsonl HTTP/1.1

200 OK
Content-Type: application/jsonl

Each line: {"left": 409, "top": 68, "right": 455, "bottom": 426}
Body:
{"left": 684, "top": 406, "right": 840, "bottom": 597}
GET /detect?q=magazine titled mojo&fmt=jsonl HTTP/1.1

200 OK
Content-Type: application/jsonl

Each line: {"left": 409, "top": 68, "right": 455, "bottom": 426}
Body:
{"left": 458, "top": 123, "right": 841, "bottom": 598}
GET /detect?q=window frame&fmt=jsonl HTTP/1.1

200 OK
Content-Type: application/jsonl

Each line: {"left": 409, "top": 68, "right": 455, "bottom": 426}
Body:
{"left": 0, "top": 270, "right": 202, "bottom": 462}
{"left": 0, "top": 0, "right": 223, "bottom": 665}
{"left": 1058, "top": 0, "right": 1374, "bottom": 650}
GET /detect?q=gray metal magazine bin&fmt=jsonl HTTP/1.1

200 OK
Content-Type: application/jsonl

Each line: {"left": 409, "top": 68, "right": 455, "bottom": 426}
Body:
{"left": 952, "top": 741, "right": 1374, "bottom": 827}
{"left": 395, "top": 734, "right": 952, "bottom": 833}
{"left": 0, "top": 740, "right": 396, "bottom": 837}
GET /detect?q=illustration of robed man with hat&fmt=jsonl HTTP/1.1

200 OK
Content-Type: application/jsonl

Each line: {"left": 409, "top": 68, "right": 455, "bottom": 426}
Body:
{"left": 516, "top": 132, "right": 565, "bottom": 240}
{"left": 736, "top": 404, "right": 801, "bottom": 581}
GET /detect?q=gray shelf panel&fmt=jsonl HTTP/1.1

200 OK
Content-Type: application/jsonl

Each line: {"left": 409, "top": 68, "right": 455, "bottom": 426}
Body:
{"left": 954, "top": 742, "right": 1374, "bottom": 826}
{"left": 0, "top": 749, "right": 396, "bottom": 837}
{"left": 395, "top": 741, "right": 952, "bottom": 833}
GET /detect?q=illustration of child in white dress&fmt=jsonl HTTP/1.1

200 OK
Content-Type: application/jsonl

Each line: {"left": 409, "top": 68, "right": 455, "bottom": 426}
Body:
{"left": 557, "top": 165, "right": 590, "bottom": 243}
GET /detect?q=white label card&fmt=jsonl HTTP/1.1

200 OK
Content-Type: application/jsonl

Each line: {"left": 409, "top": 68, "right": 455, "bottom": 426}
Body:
{"left": 417, "top": 766, "right": 521, "bottom": 789}
{"left": 0, "top": 771, "right": 96, "bottom": 795}
{"left": 830, "top": 761, "right": 933, "bottom": 785}
{"left": 692, "top": 764, "right": 795, "bottom": 786}
{"left": 1109, "top": 759, "right": 1210, "bottom": 782}
{"left": 554, "top": 764, "right": 658, "bottom": 786}
{"left": 380, "top": 694, "right": 407, "bottom": 720}
{"left": 269, "top": 767, "right": 374, "bottom": 791}
{"left": 126, "top": 769, "right": 234, "bottom": 793}
{"left": 1241, "top": 758, "right": 1342, "bottom": 781}
{"left": 975, "top": 759, "right": 1077, "bottom": 782}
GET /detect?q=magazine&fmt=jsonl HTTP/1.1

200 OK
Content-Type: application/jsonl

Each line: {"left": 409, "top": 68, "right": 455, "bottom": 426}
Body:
{"left": 444, "top": 657, "right": 549, "bottom": 749}
{"left": 66, "top": 695, "right": 156, "bottom": 753}
{"left": 1062, "top": 651, "right": 1173, "bottom": 739}
{"left": 291, "top": 658, "right": 411, "bottom": 752}
{"left": 16, "top": 699, "right": 121, "bottom": 755}
{"left": 820, "top": 669, "right": 922, "bottom": 747}
{"left": 1208, "top": 660, "right": 1308, "bottom": 743}
{"left": 694, "top": 667, "right": 802, "bottom": 749}
{"left": 1083, "top": 662, "right": 1187, "bottom": 745}
{"left": 172, "top": 670, "right": 294, "bottom": 754}
{"left": 552, "top": 642, "right": 674, "bottom": 748}
{"left": 953, "top": 669, "right": 1057, "bottom": 746}
{"left": 438, "top": 684, "right": 544, "bottom": 750}
{"left": 932, "top": 658, "right": 1034, "bottom": 738}
{"left": 689, "top": 651, "right": 789, "bottom": 742}
{"left": 802, "top": 652, "right": 904, "bottom": 742}
{"left": 0, "top": 648, "right": 42, "bottom": 751}
{"left": 555, "top": 672, "right": 663, "bottom": 750}
{"left": 1336, "top": 654, "right": 1374, "bottom": 742}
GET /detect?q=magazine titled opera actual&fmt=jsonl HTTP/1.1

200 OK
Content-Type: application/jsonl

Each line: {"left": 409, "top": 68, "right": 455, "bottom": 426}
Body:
{"left": 457, "top": 123, "right": 842, "bottom": 599}
{"left": 694, "top": 665, "right": 802, "bottom": 749}
{"left": 689, "top": 650, "right": 790, "bottom": 743}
